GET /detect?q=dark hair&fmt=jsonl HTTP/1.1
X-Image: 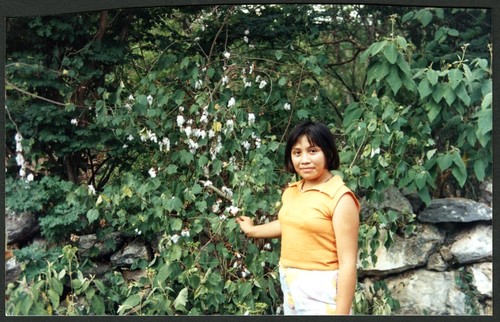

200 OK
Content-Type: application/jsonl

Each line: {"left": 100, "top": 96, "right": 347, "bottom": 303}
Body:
{"left": 284, "top": 120, "right": 340, "bottom": 173}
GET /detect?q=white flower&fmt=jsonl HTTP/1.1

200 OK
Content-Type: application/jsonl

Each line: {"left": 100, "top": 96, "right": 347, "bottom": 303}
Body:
{"left": 195, "top": 79, "right": 203, "bottom": 89}
{"left": 264, "top": 243, "right": 271, "bottom": 250}
{"left": 224, "top": 51, "right": 231, "bottom": 59}
{"left": 244, "top": 311, "right": 250, "bottom": 316}
{"left": 14, "top": 132, "right": 23, "bottom": 143}
{"left": 128, "top": 94, "right": 135, "bottom": 101}
{"left": 181, "top": 229, "right": 190, "bottom": 237}
{"left": 177, "top": 115, "right": 185, "bottom": 127}
{"left": 371, "top": 147, "right": 380, "bottom": 158}
{"left": 243, "top": 36, "right": 249, "bottom": 43}
{"left": 227, "top": 205, "right": 239, "bottom": 216}
{"left": 228, "top": 97, "right": 236, "bottom": 108}
{"left": 71, "top": 118, "right": 78, "bottom": 125}
{"left": 242, "top": 141, "right": 250, "bottom": 152}
{"left": 284, "top": 102, "right": 291, "bottom": 111}
{"left": 203, "top": 180, "right": 212, "bottom": 187}
{"left": 88, "top": 184, "right": 96, "bottom": 195}
{"left": 184, "top": 126, "right": 192, "bottom": 137}
{"left": 212, "top": 203, "right": 220, "bottom": 213}
{"left": 16, "top": 141, "right": 22, "bottom": 153}
{"left": 135, "top": 228, "right": 142, "bottom": 236}
{"left": 208, "top": 129, "right": 215, "bottom": 138}
{"left": 148, "top": 168, "right": 157, "bottom": 178}
{"left": 26, "top": 173, "right": 34, "bottom": 182}
{"left": 160, "top": 137, "right": 170, "bottom": 152}
{"left": 219, "top": 214, "right": 227, "bottom": 221}
{"left": 171, "top": 234, "right": 180, "bottom": 244}
{"left": 179, "top": 106, "right": 185, "bottom": 112}
{"left": 127, "top": 134, "right": 134, "bottom": 141}
{"left": 248, "top": 113, "right": 255, "bottom": 125}
{"left": 19, "top": 168, "right": 26, "bottom": 177}
{"left": 222, "top": 75, "right": 229, "bottom": 85}
{"left": 244, "top": 81, "right": 252, "bottom": 88}
{"left": 15, "top": 154, "right": 24, "bottom": 166}
{"left": 147, "top": 95, "right": 153, "bottom": 106}
{"left": 259, "top": 80, "right": 267, "bottom": 89}
{"left": 245, "top": 29, "right": 250, "bottom": 35}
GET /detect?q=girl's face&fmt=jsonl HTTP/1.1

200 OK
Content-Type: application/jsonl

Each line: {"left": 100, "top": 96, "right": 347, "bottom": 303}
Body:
{"left": 291, "top": 135, "right": 330, "bottom": 184}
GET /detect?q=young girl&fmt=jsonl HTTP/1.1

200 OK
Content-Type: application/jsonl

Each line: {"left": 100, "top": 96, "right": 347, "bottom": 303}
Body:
{"left": 236, "top": 120, "right": 360, "bottom": 315}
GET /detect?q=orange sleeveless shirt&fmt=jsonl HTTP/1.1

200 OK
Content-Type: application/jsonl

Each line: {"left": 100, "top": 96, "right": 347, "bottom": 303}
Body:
{"left": 278, "top": 175, "right": 360, "bottom": 270}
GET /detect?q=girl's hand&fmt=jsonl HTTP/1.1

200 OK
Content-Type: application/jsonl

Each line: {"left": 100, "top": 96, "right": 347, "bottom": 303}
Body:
{"left": 235, "top": 216, "right": 254, "bottom": 236}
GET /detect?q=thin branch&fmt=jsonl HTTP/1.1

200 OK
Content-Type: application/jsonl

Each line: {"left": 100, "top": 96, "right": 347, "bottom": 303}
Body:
{"left": 199, "top": 180, "right": 232, "bottom": 202}
{"left": 5, "top": 79, "right": 88, "bottom": 109}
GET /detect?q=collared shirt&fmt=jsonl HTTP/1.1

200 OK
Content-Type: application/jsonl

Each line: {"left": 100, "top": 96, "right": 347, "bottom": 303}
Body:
{"left": 278, "top": 175, "right": 360, "bottom": 270}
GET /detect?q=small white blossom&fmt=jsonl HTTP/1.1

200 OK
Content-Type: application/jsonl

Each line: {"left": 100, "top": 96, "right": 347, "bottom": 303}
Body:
{"left": 248, "top": 113, "right": 255, "bottom": 125}
{"left": 15, "top": 154, "right": 24, "bottom": 167}
{"left": 127, "top": 134, "right": 134, "bottom": 141}
{"left": 71, "top": 119, "right": 78, "bottom": 125}
{"left": 171, "top": 234, "right": 180, "bottom": 244}
{"left": 148, "top": 168, "right": 157, "bottom": 178}
{"left": 242, "top": 141, "right": 251, "bottom": 152}
{"left": 159, "top": 137, "right": 170, "bottom": 152}
{"left": 244, "top": 311, "right": 250, "bottom": 316}
{"left": 245, "top": 29, "right": 250, "bottom": 35}
{"left": 195, "top": 79, "right": 203, "bottom": 89}
{"left": 259, "top": 80, "right": 267, "bottom": 89}
{"left": 135, "top": 228, "right": 142, "bottom": 236}
{"left": 203, "top": 180, "right": 212, "bottom": 187}
{"left": 219, "top": 214, "right": 227, "bottom": 221}
{"left": 177, "top": 115, "right": 185, "bottom": 127}
{"left": 371, "top": 147, "right": 380, "bottom": 158}
{"left": 227, "top": 205, "right": 239, "bottom": 216}
{"left": 147, "top": 95, "right": 153, "bottom": 106}
{"left": 245, "top": 81, "right": 252, "bottom": 88}
{"left": 212, "top": 203, "right": 220, "bottom": 213}
{"left": 264, "top": 243, "right": 272, "bottom": 250}
{"left": 243, "top": 36, "right": 249, "bottom": 43}
{"left": 88, "top": 184, "right": 96, "bottom": 195}
{"left": 284, "top": 103, "right": 291, "bottom": 111}
{"left": 208, "top": 129, "right": 215, "bottom": 138}
{"left": 26, "top": 173, "right": 34, "bottom": 182}
{"left": 179, "top": 106, "right": 185, "bottom": 112}
{"left": 184, "top": 126, "right": 192, "bottom": 137}
{"left": 223, "top": 51, "right": 231, "bottom": 59}
{"left": 222, "top": 75, "right": 229, "bottom": 85}
{"left": 128, "top": 94, "right": 135, "bottom": 101}
{"left": 19, "top": 168, "right": 26, "bottom": 177}
{"left": 181, "top": 229, "right": 190, "bottom": 237}
{"left": 228, "top": 97, "right": 236, "bottom": 108}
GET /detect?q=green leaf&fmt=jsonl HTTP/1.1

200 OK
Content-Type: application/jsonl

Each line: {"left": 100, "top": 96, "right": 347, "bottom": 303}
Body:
{"left": 448, "top": 28, "right": 459, "bottom": 36}
{"left": 474, "top": 108, "right": 492, "bottom": 135}
{"left": 426, "top": 69, "right": 439, "bottom": 86}
{"left": 275, "top": 50, "right": 283, "bottom": 60}
{"left": 173, "top": 287, "right": 188, "bottom": 311}
{"left": 166, "top": 197, "right": 183, "bottom": 212}
{"left": 451, "top": 166, "right": 467, "bottom": 187}
{"left": 419, "top": 10, "right": 433, "bottom": 27}
{"left": 443, "top": 85, "right": 457, "bottom": 106}
{"left": 437, "top": 153, "right": 453, "bottom": 171}
{"left": 455, "top": 83, "right": 470, "bottom": 106}
{"left": 166, "top": 164, "right": 178, "bottom": 175}
{"left": 383, "top": 43, "right": 398, "bottom": 64}
{"left": 47, "top": 289, "right": 60, "bottom": 309}
{"left": 91, "top": 295, "right": 106, "bottom": 315}
{"left": 474, "top": 159, "right": 486, "bottom": 181}
{"left": 386, "top": 66, "right": 402, "bottom": 95}
{"left": 117, "top": 294, "right": 141, "bottom": 315}
{"left": 448, "top": 69, "right": 463, "bottom": 89}
{"left": 418, "top": 78, "right": 433, "bottom": 99}
{"left": 371, "top": 40, "right": 388, "bottom": 56}
{"left": 86, "top": 209, "right": 99, "bottom": 223}
{"left": 343, "top": 103, "right": 363, "bottom": 128}
{"left": 481, "top": 92, "right": 492, "bottom": 109}
{"left": 296, "top": 109, "right": 309, "bottom": 119}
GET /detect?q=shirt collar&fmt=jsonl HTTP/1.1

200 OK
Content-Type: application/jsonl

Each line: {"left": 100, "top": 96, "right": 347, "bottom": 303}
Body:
{"left": 288, "top": 176, "right": 343, "bottom": 198}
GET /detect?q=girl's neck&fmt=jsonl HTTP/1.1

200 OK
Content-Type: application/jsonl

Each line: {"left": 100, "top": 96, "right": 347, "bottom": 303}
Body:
{"left": 301, "top": 173, "right": 334, "bottom": 191}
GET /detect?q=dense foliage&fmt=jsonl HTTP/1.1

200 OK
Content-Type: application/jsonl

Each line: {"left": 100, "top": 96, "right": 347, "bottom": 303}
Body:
{"left": 5, "top": 5, "right": 491, "bottom": 315}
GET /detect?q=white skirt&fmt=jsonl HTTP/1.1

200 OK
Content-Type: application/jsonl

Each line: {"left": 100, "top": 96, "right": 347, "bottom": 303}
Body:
{"left": 279, "top": 265, "right": 341, "bottom": 315}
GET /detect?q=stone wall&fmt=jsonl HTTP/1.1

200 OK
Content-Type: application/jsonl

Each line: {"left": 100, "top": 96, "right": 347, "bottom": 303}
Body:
{"left": 357, "top": 186, "right": 493, "bottom": 315}
{"left": 6, "top": 185, "right": 493, "bottom": 315}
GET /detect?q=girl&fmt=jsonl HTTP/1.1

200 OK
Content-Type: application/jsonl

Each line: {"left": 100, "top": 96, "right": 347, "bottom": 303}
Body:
{"left": 236, "top": 120, "right": 360, "bottom": 315}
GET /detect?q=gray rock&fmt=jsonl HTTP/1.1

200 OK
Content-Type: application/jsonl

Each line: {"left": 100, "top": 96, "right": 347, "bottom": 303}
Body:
{"left": 5, "top": 209, "right": 39, "bottom": 244}
{"left": 426, "top": 252, "right": 447, "bottom": 272}
{"left": 386, "top": 269, "right": 466, "bottom": 315}
{"left": 110, "top": 239, "right": 151, "bottom": 267}
{"left": 468, "top": 262, "right": 492, "bottom": 298}
{"left": 78, "top": 232, "right": 124, "bottom": 258}
{"left": 450, "top": 224, "right": 492, "bottom": 264}
{"left": 5, "top": 257, "right": 22, "bottom": 285}
{"left": 359, "top": 223, "right": 444, "bottom": 276}
{"left": 418, "top": 198, "right": 492, "bottom": 223}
